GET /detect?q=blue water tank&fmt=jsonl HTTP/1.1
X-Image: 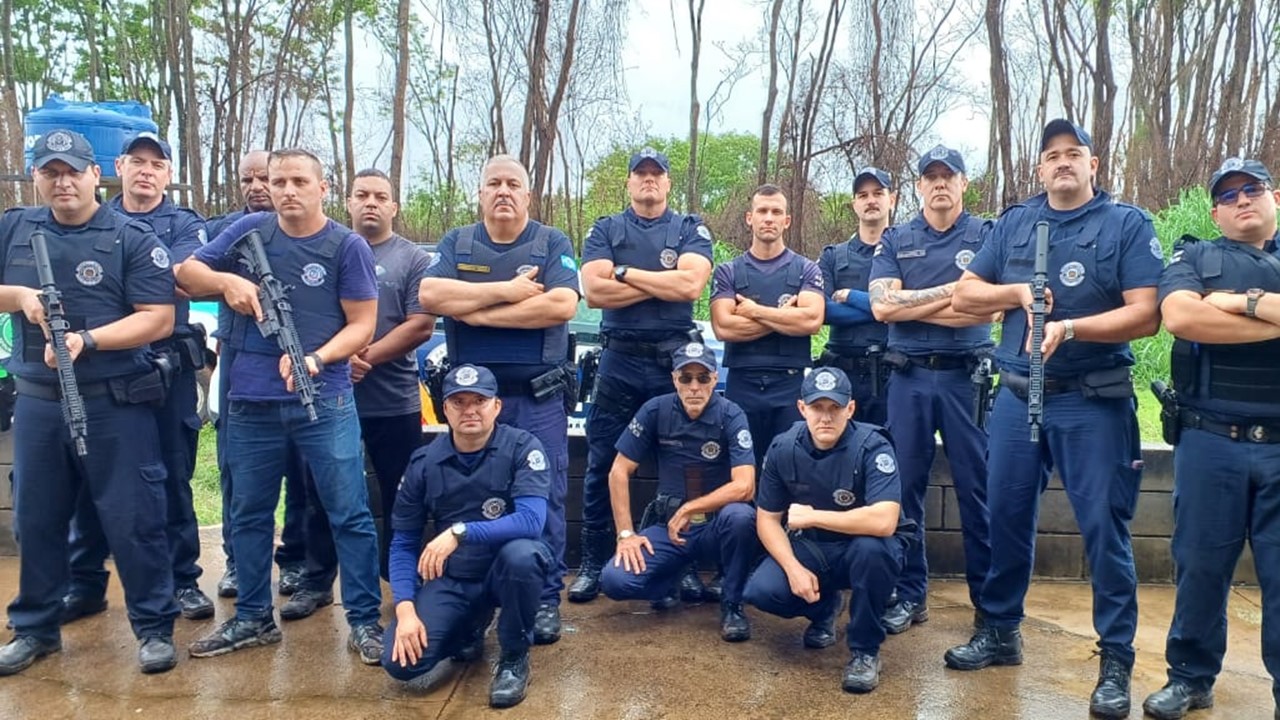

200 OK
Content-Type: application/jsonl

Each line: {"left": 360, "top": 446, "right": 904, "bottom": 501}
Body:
{"left": 23, "top": 94, "right": 159, "bottom": 177}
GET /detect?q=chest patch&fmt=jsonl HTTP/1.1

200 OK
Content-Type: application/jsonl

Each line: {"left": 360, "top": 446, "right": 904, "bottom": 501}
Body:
{"left": 76, "top": 260, "right": 104, "bottom": 286}
{"left": 301, "top": 262, "right": 327, "bottom": 287}
{"left": 701, "top": 441, "right": 721, "bottom": 460}
{"left": 833, "top": 488, "right": 856, "bottom": 507}
{"left": 375, "top": 264, "right": 387, "bottom": 277}
{"left": 516, "top": 264, "right": 537, "bottom": 277}
{"left": 482, "top": 497, "right": 507, "bottom": 520}
{"left": 1059, "top": 261, "right": 1086, "bottom": 288}
{"left": 776, "top": 293, "right": 795, "bottom": 307}
{"left": 955, "top": 249, "right": 975, "bottom": 270}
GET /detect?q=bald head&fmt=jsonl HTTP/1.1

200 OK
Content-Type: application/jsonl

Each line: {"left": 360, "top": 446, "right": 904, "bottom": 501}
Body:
{"left": 239, "top": 150, "right": 272, "bottom": 211}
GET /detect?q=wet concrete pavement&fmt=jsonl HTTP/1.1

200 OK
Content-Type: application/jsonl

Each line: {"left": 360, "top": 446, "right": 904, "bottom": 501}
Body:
{"left": 0, "top": 528, "right": 1273, "bottom": 720}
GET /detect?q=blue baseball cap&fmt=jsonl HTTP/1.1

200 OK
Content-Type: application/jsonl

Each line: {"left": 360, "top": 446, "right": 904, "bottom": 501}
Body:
{"left": 917, "top": 145, "right": 965, "bottom": 175}
{"left": 854, "top": 166, "right": 893, "bottom": 192}
{"left": 1040, "top": 119, "right": 1092, "bottom": 152}
{"left": 31, "top": 129, "right": 96, "bottom": 172}
{"left": 442, "top": 364, "right": 499, "bottom": 399}
{"left": 121, "top": 131, "right": 173, "bottom": 160}
{"left": 671, "top": 342, "right": 717, "bottom": 372}
{"left": 1208, "top": 157, "right": 1273, "bottom": 197}
{"left": 628, "top": 147, "right": 670, "bottom": 174}
{"left": 802, "top": 367, "right": 852, "bottom": 406}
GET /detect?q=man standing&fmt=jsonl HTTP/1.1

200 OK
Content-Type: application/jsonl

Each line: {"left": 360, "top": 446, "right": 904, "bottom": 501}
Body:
{"left": 278, "top": 169, "right": 434, "bottom": 621}
{"left": 572, "top": 147, "right": 714, "bottom": 603}
{"left": 710, "top": 184, "right": 824, "bottom": 464}
{"left": 948, "top": 120, "right": 1162, "bottom": 719}
{"left": 206, "top": 150, "right": 311, "bottom": 600}
{"left": 1143, "top": 158, "right": 1280, "bottom": 720}
{"left": 179, "top": 149, "right": 385, "bottom": 665}
{"left": 869, "top": 146, "right": 993, "bottom": 636}
{"left": 382, "top": 364, "right": 552, "bottom": 709}
{"left": 418, "top": 155, "right": 577, "bottom": 644}
{"left": 743, "top": 367, "right": 909, "bottom": 693}
{"left": 62, "top": 132, "right": 215, "bottom": 625}
{"left": 0, "top": 130, "right": 180, "bottom": 674}
{"left": 599, "top": 343, "right": 757, "bottom": 641}
{"left": 819, "top": 167, "right": 896, "bottom": 425}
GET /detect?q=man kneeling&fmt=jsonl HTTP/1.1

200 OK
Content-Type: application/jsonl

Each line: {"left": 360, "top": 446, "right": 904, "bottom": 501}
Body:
{"left": 382, "top": 364, "right": 553, "bottom": 709}
{"left": 744, "top": 367, "right": 911, "bottom": 693}
{"left": 599, "top": 342, "right": 758, "bottom": 641}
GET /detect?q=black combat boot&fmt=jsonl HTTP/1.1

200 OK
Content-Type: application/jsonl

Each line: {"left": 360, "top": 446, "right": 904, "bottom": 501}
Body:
{"left": 943, "top": 625, "right": 1023, "bottom": 671}
{"left": 1142, "top": 681, "right": 1213, "bottom": 720}
{"left": 489, "top": 652, "right": 531, "bottom": 708}
{"left": 568, "top": 529, "right": 610, "bottom": 603}
{"left": 719, "top": 601, "right": 750, "bottom": 642}
{"left": 1089, "top": 653, "right": 1131, "bottom": 719}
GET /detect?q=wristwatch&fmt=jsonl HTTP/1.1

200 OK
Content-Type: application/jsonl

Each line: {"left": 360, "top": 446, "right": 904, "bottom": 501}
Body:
{"left": 1246, "top": 288, "right": 1265, "bottom": 318}
{"left": 450, "top": 522, "right": 468, "bottom": 541}
{"left": 77, "top": 330, "right": 97, "bottom": 351}
{"left": 307, "top": 352, "right": 325, "bottom": 371}
{"left": 617, "top": 529, "right": 635, "bottom": 541}
{"left": 1061, "top": 318, "right": 1075, "bottom": 342}
{"left": 614, "top": 265, "right": 630, "bottom": 282}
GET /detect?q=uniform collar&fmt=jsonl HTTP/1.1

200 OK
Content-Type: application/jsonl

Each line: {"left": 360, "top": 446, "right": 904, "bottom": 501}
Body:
{"left": 32, "top": 203, "right": 117, "bottom": 230}
{"left": 109, "top": 193, "right": 172, "bottom": 218}
{"left": 799, "top": 423, "right": 852, "bottom": 455}
{"left": 910, "top": 210, "right": 971, "bottom": 237}
{"left": 670, "top": 392, "right": 720, "bottom": 426}
{"left": 624, "top": 207, "right": 674, "bottom": 228}
{"left": 446, "top": 423, "right": 505, "bottom": 463}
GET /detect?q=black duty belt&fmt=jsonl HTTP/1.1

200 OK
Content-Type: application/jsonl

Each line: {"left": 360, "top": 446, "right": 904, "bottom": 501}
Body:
{"left": 999, "top": 371, "right": 1082, "bottom": 397}
{"left": 600, "top": 334, "right": 682, "bottom": 365}
{"left": 1178, "top": 409, "right": 1280, "bottom": 444}
{"left": 903, "top": 353, "right": 970, "bottom": 371}
{"left": 15, "top": 376, "right": 112, "bottom": 401}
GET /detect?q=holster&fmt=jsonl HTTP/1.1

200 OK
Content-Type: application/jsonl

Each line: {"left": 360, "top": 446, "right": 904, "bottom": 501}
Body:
{"left": 109, "top": 360, "right": 170, "bottom": 408}
{"left": 171, "top": 324, "right": 208, "bottom": 371}
{"left": 1078, "top": 366, "right": 1134, "bottom": 399}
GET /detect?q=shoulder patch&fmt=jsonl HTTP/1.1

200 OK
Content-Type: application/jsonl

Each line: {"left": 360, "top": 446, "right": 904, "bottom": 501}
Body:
{"left": 736, "top": 428, "right": 753, "bottom": 450}
{"left": 1149, "top": 237, "right": 1164, "bottom": 260}
{"left": 527, "top": 449, "right": 547, "bottom": 472}
{"left": 560, "top": 254, "right": 577, "bottom": 271}
{"left": 628, "top": 417, "right": 644, "bottom": 437}
{"left": 874, "top": 452, "right": 896, "bottom": 474}
{"left": 151, "top": 246, "right": 171, "bottom": 269}
{"left": 696, "top": 224, "right": 712, "bottom": 241}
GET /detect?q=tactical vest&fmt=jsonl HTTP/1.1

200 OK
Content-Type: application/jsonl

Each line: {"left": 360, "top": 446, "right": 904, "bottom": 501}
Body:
{"left": 601, "top": 212, "right": 695, "bottom": 334}
{"left": 768, "top": 421, "right": 883, "bottom": 544}
{"left": 5, "top": 208, "right": 155, "bottom": 382}
{"left": 225, "top": 215, "right": 347, "bottom": 358}
{"left": 887, "top": 215, "right": 990, "bottom": 353}
{"left": 723, "top": 252, "right": 812, "bottom": 368}
{"left": 420, "top": 426, "right": 524, "bottom": 580}
{"left": 1170, "top": 235, "right": 1280, "bottom": 416}
{"left": 825, "top": 238, "right": 887, "bottom": 352}
{"left": 993, "top": 197, "right": 1133, "bottom": 375}
{"left": 109, "top": 195, "right": 199, "bottom": 329}
{"left": 444, "top": 222, "right": 566, "bottom": 366}
{"left": 655, "top": 395, "right": 733, "bottom": 497}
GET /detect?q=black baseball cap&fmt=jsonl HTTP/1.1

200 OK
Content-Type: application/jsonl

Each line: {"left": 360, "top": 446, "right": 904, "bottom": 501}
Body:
{"left": 121, "top": 131, "right": 173, "bottom": 160}
{"left": 1040, "top": 119, "right": 1092, "bottom": 152}
{"left": 801, "top": 367, "right": 852, "bottom": 406}
{"left": 32, "top": 129, "right": 96, "bottom": 172}
{"left": 442, "top": 364, "right": 499, "bottom": 399}
{"left": 1207, "top": 157, "right": 1273, "bottom": 197}
{"left": 917, "top": 145, "right": 965, "bottom": 175}
{"left": 854, "top": 167, "right": 893, "bottom": 192}
{"left": 628, "top": 147, "right": 670, "bottom": 174}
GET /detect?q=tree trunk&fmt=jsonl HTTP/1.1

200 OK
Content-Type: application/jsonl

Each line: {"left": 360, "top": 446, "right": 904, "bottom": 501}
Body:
{"left": 341, "top": 0, "right": 357, "bottom": 194}
{"left": 686, "top": 0, "right": 706, "bottom": 213}
{"left": 389, "top": 0, "right": 410, "bottom": 208}
{"left": 986, "top": 0, "right": 1017, "bottom": 207}
{"left": 757, "top": 0, "right": 784, "bottom": 186}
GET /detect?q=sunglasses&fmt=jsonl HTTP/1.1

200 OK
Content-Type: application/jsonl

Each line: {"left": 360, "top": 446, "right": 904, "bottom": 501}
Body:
{"left": 1215, "top": 182, "right": 1270, "bottom": 206}
{"left": 676, "top": 373, "right": 714, "bottom": 385}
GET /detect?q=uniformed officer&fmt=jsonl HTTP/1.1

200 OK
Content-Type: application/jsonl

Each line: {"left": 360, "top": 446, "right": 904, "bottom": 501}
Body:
{"left": 743, "top": 367, "right": 910, "bottom": 693}
{"left": 383, "top": 364, "right": 552, "bottom": 709}
{"left": 599, "top": 342, "right": 757, "bottom": 640}
{"left": 710, "top": 184, "right": 824, "bottom": 464}
{"left": 62, "top": 131, "right": 215, "bottom": 624}
{"left": 418, "top": 154, "right": 577, "bottom": 644}
{"left": 948, "top": 120, "right": 1162, "bottom": 719}
{"left": 573, "top": 147, "right": 714, "bottom": 603}
{"left": 819, "top": 167, "right": 896, "bottom": 425}
{"left": 179, "top": 148, "right": 385, "bottom": 664}
{"left": 1142, "top": 158, "right": 1280, "bottom": 720}
{"left": 0, "top": 130, "right": 181, "bottom": 674}
{"left": 868, "top": 145, "right": 993, "bottom": 635}
{"left": 279, "top": 168, "right": 434, "bottom": 620}
{"left": 206, "top": 149, "right": 311, "bottom": 599}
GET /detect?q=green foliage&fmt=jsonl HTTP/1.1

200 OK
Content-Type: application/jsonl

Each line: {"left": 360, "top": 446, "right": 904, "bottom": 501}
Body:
{"left": 693, "top": 240, "right": 743, "bottom": 322}
{"left": 400, "top": 184, "right": 474, "bottom": 243}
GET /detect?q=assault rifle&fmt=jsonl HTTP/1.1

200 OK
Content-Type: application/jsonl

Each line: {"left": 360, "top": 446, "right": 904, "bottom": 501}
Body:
{"left": 31, "top": 231, "right": 89, "bottom": 455}
{"left": 1027, "top": 221, "right": 1049, "bottom": 442}
{"left": 231, "top": 230, "right": 318, "bottom": 421}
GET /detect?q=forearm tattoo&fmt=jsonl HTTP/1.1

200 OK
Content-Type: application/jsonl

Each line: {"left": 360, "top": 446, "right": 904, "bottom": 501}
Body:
{"left": 868, "top": 279, "right": 955, "bottom": 307}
